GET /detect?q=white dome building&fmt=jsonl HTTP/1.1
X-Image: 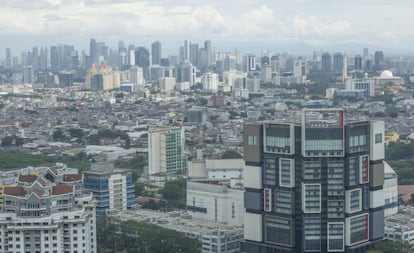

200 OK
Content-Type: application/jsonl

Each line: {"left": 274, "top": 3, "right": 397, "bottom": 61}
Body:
{"left": 380, "top": 70, "right": 394, "bottom": 79}
{"left": 376, "top": 70, "right": 403, "bottom": 86}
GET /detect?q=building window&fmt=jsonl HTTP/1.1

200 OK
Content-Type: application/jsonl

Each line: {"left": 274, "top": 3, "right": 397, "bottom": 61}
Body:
{"left": 264, "top": 158, "right": 276, "bottom": 186}
{"left": 348, "top": 157, "right": 359, "bottom": 186}
{"left": 304, "top": 217, "right": 321, "bottom": 251}
{"left": 247, "top": 136, "right": 257, "bottom": 146}
{"left": 279, "top": 158, "right": 294, "bottom": 187}
{"left": 231, "top": 202, "right": 235, "bottom": 218}
{"left": 327, "top": 161, "right": 344, "bottom": 196}
{"left": 359, "top": 155, "right": 369, "bottom": 184}
{"left": 350, "top": 214, "right": 369, "bottom": 245}
{"left": 264, "top": 216, "right": 292, "bottom": 246}
{"left": 328, "top": 222, "right": 344, "bottom": 251}
{"left": 328, "top": 200, "right": 344, "bottom": 218}
{"left": 347, "top": 189, "right": 362, "bottom": 213}
{"left": 274, "top": 190, "right": 292, "bottom": 215}
{"left": 302, "top": 183, "right": 321, "bottom": 213}
{"left": 375, "top": 133, "right": 382, "bottom": 143}
{"left": 263, "top": 188, "right": 272, "bottom": 212}
{"left": 303, "top": 161, "right": 321, "bottom": 180}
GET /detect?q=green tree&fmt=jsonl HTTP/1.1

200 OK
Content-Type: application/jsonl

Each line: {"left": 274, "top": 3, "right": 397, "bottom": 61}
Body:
{"left": 1, "top": 136, "right": 13, "bottom": 146}
{"left": 15, "top": 137, "right": 25, "bottom": 146}
{"left": 69, "top": 128, "right": 84, "bottom": 138}
{"left": 368, "top": 240, "right": 412, "bottom": 253}
{"left": 221, "top": 150, "right": 242, "bottom": 159}
{"left": 134, "top": 182, "right": 146, "bottom": 196}
{"left": 53, "top": 128, "right": 65, "bottom": 141}
{"left": 161, "top": 179, "right": 186, "bottom": 209}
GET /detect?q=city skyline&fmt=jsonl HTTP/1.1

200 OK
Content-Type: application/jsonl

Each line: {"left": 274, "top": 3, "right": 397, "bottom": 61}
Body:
{"left": 1, "top": 0, "right": 414, "bottom": 56}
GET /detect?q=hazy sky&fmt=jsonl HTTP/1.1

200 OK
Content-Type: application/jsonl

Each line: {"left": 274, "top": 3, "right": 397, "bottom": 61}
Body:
{"left": 1, "top": 0, "right": 413, "bottom": 56}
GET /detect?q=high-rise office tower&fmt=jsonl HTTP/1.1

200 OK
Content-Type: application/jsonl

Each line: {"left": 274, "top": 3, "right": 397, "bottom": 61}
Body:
{"left": 184, "top": 40, "right": 191, "bottom": 61}
{"left": 23, "top": 65, "right": 34, "bottom": 83}
{"left": 135, "top": 47, "right": 150, "bottom": 80}
{"left": 354, "top": 55, "right": 363, "bottom": 71}
{"left": 151, "top": 41, "right": 162, "bottom": 65}
{"left": 176, "top": 61, "right": 196, "bottom": 86}
{"left": 118, "top": 40, "right": 127, "bottom": 53}
{"left": 321, "top": 52, "right": 332, "bottom": 72}
{"left": 89, "top": 38, "right": 97, "bottom": 66}
{"left": 204, "top": 40, "right": 212, "bottom": 67}
{"left": 374, "top": 51, "right": 384, "bottom": 71}
{"left": 190, "top": 43, "right": 199, "bottom": 66}
{"left": 148, "top": 126, "right": 187, "bottom": 175}
{"left": 245, "top": 54, "right": 256, "bottom": 72}
{"left": 5, "top": 48, "right": 12, "bottom": 68}
{"left": 333, "top": 53, "right": 344, "bottom": 75}
{"left": 50, "top": 46, "right": 59, "bottom": 70}
{"left": 242, "top": 109, "right": 385, "bottom": 253}
{"left": 363, "top": 48, "right": 369, "bottom": 59}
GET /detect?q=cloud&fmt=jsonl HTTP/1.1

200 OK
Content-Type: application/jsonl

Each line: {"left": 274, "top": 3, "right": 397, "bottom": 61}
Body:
{"left": 0, "top": 0, "right": 413, "bottom": 52}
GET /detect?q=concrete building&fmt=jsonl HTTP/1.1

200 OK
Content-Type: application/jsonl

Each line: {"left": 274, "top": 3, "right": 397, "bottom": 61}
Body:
{"left": 110, "top": 209, "right": 243, "bottom": 253}
{"left": 128, "top": 66, "right": 144, "bottom": 85}
{"left": 201, "top": 72, "right": 219, "bottom": 92}
{"left": 148, "top": 126, "right": 186, "bottom": 175}
{"left": 345, "top": 76, "right": 375, "bottom": 97}
{"left": 242, "top": 108, "right": 385, "bottom": 253}
{"left": 85, "top": 65, "right": 120, "bottom": 91}
{"left": 383, "top": 161, "right": 398, "bottom": 217}
{"left": 384, "top": 206, "right": 414, "bottom": 245}
{"left": 159, "top": 77, "right": 176, "bottom": 93}
{"left": 0, "top": 167, "right": 96, "bottom": 253}
{"left": 186, "top": 180, "right": 244, "bottom": 226}
{"left": 83, "top": 166, "right": 135, "bottom": 216}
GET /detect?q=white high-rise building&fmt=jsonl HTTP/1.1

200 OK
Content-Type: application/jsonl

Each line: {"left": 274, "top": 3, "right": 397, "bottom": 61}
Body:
{"left": 0, "top": 167, "right": 96, "bottom": 253}
{"left": 129, "top": 66, "right": 144, "bottom": 85}
{"left": 201, "top": 72, "right": 219, "bottom": 91}
{"left": 148, "top": 126, "right": 186, "bottom": 175}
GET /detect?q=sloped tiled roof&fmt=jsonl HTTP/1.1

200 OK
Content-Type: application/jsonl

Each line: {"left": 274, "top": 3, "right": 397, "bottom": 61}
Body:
{"left": 3, "top": 186, "right": 25, "bottom": 196}
{"left": 52, "top": 185, "right": 73, "bottom": 195}
{"left": 18, "top": 174, "right": 37, "bottom": 183}
{"left": 63, "top": 174, "right": 82, "bottom": 182}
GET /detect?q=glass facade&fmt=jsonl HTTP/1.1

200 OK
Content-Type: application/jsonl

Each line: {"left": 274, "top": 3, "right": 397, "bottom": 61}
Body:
{"left": 303, "top": 184, "right": 321, "bottom": 213}
{"left": 350, "top": 214, "right": 369, "bottom": 245}
{"left": 264, "top": 124, "right": 291, "bottom": 154}
{"left": 328, "top": 223, "right": 344, "bottom": 251}
{"left": 327, "top": 161, "right": 344, "bottom": 196}
{"left": 265, "top": 216, "right": 292, "bottom": 246}
{"left": 279, "top": 159, "right": 294, "bottom": 187}
{"left": 303, "top": 161, "right": 321, "bottom": 180}
{"left": 304, "top": 217, "right": 321, "bottom": 251}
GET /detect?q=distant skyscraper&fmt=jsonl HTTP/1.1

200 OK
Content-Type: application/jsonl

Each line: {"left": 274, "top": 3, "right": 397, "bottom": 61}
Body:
{"left": 321, "top": 52, "right": 332, "bottom": 72}
{"left": 176, "top": 62, "right": 196, "bottom": 86}
{"left": 354, "top": 55, "right": 363, "bottom": 71}
{"left": 190, "top": 43, "right": 199, "bottom": 66}
{"left": 151, "top": 41, "right": 162, "bottom": 65}
{"left": 118, "top": 40, "right": 127, "bottom": 53}
{"left": 333, "top": 53, "right": 344, "bottom": 74}
{"left": 184, "top": 40, "right": 191, "bottom": 61}
{"left": 245, "top": 55, "right": 256, "bottom": 72}
{"left": 363, "top": 48, "right": 369, "bottom": 59}
{"left": 135, "top": 47, "right": 150, "bottom": 80}
{"left": 23, "top": 66, "right": 34, "bottom": 83}
{"left": 374, "top": 51, "right": 384, "bottom": 71}
{"left": 89, "top": 38, "right": 97, "bottom": 66}
{"left": 50, "top": 46, "right": 59, "bottom": 70}
{"left": 204, "top": 40, "right": 212, "bottom": 67}
{"left": 5, "top": 48, "right": 12, "bottom": 68}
